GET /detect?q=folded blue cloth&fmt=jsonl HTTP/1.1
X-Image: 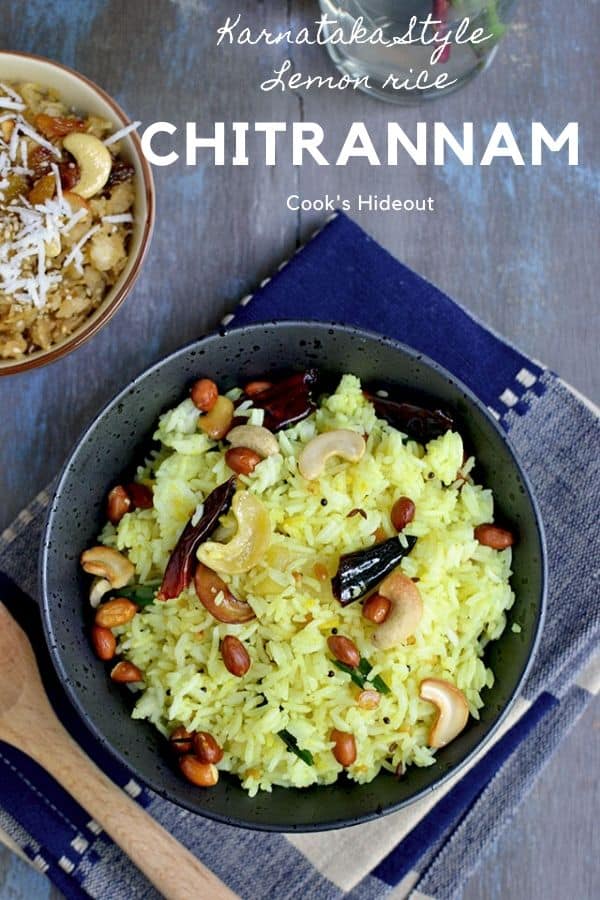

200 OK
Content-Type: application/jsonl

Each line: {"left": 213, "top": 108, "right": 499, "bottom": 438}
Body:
{"left": 0, "top": 212, "right": 598, "bottom": 900}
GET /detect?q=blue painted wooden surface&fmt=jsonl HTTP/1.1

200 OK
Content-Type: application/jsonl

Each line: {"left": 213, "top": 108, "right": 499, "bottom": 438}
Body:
{"left": 0, "top": 0, "right": 598, "bottom": 898}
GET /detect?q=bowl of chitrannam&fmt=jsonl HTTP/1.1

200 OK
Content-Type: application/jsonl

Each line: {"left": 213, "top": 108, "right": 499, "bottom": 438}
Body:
{"left": 0, "top": 52, "right": 154, "bottom": 374}
{"left": 42, "top": 323, "right": 546, "bottom": 830}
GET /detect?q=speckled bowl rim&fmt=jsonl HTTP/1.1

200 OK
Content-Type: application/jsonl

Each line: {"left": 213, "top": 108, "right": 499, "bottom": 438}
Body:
{"left": 40, "top": 321, "right": 547, "bottom": 830}
{"left": 0, "top": 50, "right": 155, "bottom": 376}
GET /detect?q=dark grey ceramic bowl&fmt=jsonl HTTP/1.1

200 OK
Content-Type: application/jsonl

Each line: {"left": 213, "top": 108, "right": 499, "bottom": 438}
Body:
{"left": 41, "top": 322, "right": 546, "bottom": 831}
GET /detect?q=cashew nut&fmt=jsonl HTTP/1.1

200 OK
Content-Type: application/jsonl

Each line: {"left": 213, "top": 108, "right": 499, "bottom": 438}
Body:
{"left": 197, "top": 491, "right": 271, "bottom": 574}
{"left": 298, "top": 430, "right": 366, "bottom": 480}
{"left": 89, "top": 576, "right": 111, "bottom": 608}
{"left": 198, "top": 395, "right": 234, "bottom": 440}
{"left": 372, "top": 572, "right": 423, "bottom": 649}
{"left": 80, "top": 545, "right": 134, "bottom": 588}
{"left": 420, "top": 678, "right": 469, "bottom": 748}
{"left": 227, "top": 424, "right": 279, "bottom": 458}
{"left": 63, "top": 133, "right": 112, "bottom": 199}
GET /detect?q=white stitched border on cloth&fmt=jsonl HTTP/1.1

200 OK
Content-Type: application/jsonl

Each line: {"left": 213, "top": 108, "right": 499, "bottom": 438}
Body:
{"left": 492, "top": 366, "right": 545, "bottom": 420}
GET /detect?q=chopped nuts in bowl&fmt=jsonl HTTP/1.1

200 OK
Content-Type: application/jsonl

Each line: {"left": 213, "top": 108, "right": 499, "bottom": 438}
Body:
{"left": 0, "top": 52, "right": 154, "bottom": 375}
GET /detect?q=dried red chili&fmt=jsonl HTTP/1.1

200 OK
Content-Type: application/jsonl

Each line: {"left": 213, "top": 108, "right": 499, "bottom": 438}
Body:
{"left": 245, "top": 369, "right": 318, "bottom": 432}
{"left": 364, "top": 392, "right": 454, "bottom": 444}
{"left": 157, "top": 477, "right": 236, "bottom": 601}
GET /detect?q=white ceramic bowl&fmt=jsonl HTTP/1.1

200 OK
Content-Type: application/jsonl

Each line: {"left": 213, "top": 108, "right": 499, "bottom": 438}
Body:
{"left": 0, "top": 51, "right": 155, "bottom": 375}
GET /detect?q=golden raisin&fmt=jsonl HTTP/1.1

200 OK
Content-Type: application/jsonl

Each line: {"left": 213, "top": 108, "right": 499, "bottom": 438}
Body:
{"left": 34, "top": 113, "right": 86, "bottom": 139}
{"left": 27, "top": 174, "right": 56, "bottom": 205}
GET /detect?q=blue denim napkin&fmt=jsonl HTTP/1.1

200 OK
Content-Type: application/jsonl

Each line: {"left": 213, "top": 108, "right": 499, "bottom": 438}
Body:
{"left": 0, "top": 212, "right": 598, "bottom": 900}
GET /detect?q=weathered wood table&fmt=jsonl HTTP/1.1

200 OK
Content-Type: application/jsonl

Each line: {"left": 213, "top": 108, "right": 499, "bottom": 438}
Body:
{"left": 0, "top": 1, "right": 597, "bottom": 898}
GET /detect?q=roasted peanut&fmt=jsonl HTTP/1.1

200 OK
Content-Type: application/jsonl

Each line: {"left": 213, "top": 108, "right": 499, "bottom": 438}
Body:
{"left": 357, "top": 690, "right": 380, "bottom": 710}
{"left": 362, "top": 594, "right": 391, "bottom": 624}
{"left": 221, "top": 635, "right": 251, "bottom": 677}
{"left": 95, "top": 598, "right": 137, "bottom": 629}
{"left": 330, "top": 729, "right": 357, "bottom": 767}
{"left": 193, "top": 731, "right": 224, "bottom": 764}
{"left": 327, "top": 635, "right": 360, "bottom": 668}
{"left": 391, "top": 497, "right": 416, "bottom": 532}
{"left": 191, "top": 378, "right": 218, "bottom": 412}
{"left": 474, "top": 524, "right": 515, "bottom": 550}
{"left": 91, "top": 625, "right": 116, "bottom": 661}
{"left": 110, "top": 661, "right": 143, "bottom": 683}
{"left": 179, "top": 757, "right": 219, "bottom": 787}
{"left": 125, "top": 482, "right": 153, "bottom": 509}
{"left": 198, "top": 395, "right": 234, "bottom": 440}
{"left": 107, "top": 485, "right": 131, "bottom": 525}
{"left": 169, "top": 726, "right": 194, "bottom": 755}
{"left": 225, "top": 446, "right": 262, "bottom": 475}
{"left": 244, "top": 380, "right": 272, "bottom": 397}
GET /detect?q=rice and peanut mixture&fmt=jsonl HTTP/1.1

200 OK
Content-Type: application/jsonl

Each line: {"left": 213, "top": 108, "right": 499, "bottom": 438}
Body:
{"left": 0, "top": 81, "right": 136, "bottom": 359}
{"left": 81, "top": 373, "right": 516, "bottom": 795}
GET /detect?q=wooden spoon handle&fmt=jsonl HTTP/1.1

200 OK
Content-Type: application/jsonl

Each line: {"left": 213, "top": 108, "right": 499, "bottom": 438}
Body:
{"left": 23, "top": 714, "right": 237, "bottom": 900}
